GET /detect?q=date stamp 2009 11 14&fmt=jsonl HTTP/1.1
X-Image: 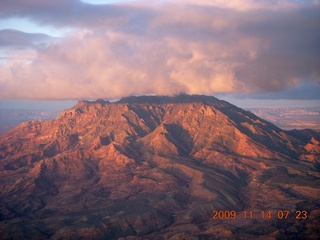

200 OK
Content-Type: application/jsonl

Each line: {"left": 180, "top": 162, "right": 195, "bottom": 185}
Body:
{"left": 212, "top": 210, "right": 308, "bottom": 220}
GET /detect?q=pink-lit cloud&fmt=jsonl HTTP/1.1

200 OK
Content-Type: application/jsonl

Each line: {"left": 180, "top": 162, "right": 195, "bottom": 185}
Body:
{"left": 0, "top": 0, "right": 319, "bottom": 99}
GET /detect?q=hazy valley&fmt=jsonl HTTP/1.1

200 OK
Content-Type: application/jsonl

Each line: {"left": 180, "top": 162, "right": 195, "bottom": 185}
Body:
{"left": 0, "top": 110, "right": 61, "bottom": 135}
{"left": 245, "top": 107, "right": 320, "bottom": 131}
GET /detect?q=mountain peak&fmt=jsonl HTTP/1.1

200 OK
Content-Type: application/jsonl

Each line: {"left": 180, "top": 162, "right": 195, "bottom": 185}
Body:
{"left": 0, "top": 95, "right": 319, "bottom": 239}
{"left": 117, "top": 94, "right": 219, "bottom": 104}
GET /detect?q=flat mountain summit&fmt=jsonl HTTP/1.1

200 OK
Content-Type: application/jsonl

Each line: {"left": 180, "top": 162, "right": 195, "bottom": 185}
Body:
{"left": 0, "top": 94, "right": 319, "bottom": 239}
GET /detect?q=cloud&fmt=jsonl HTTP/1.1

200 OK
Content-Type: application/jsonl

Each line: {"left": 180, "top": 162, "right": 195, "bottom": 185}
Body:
{"left": 0, "top": 0, "right": 144, "bottom": 28}
{"left": 0, "top": 0, "right": 319, "bottom": 99}
{"left": 0, "top": 29, "right": 54, "bottom": 48}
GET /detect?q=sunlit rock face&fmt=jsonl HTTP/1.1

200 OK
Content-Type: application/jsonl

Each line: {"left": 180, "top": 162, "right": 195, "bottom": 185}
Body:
{"left": 1, "top": 94, "right": 319, "bottom": 239}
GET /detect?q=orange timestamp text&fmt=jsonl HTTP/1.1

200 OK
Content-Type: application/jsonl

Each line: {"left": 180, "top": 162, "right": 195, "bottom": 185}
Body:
{"left": 212, "top": 210, "right": 308, "bottom": 220}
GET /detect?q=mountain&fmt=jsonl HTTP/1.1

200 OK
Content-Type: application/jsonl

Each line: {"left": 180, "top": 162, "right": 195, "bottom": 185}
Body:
{"left": 0, "top": 94, "right": 319, "bottom": 239}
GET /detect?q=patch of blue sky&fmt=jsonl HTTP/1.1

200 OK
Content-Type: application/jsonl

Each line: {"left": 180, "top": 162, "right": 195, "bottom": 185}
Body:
{"left": 0, "top": 17, "right": 72, "bottom": 37}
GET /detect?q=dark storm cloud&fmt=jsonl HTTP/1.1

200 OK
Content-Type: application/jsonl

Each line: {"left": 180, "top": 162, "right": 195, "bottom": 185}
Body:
{"left": 0, "top": 0, "right": 319, "bottom": 99}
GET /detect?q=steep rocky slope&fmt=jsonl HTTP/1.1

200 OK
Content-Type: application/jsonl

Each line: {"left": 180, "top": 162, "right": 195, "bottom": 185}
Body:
{"left": 0, "top": 95, "right": 319, "bottom": 239}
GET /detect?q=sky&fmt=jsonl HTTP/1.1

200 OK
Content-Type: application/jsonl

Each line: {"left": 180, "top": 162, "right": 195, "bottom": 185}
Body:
{"left": 0, "top": 0, "right": 319, "bottom": 109}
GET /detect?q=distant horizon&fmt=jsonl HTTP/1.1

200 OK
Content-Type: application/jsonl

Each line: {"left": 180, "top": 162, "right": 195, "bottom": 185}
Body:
{"left": 1, "top": 94, "right": 320, "bottom": 110}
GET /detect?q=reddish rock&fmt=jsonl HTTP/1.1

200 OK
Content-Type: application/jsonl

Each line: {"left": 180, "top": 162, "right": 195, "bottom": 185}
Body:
{"left": 0, "top": 95, "right": 319, "bottom": 239}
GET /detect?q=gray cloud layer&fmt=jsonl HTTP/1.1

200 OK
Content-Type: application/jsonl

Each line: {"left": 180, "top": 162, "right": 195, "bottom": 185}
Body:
{"left": 0, "top": 29, "right": 54, "bottom": 48}
{"left": 0, "top": 0, "right": 319, "bottom": 99}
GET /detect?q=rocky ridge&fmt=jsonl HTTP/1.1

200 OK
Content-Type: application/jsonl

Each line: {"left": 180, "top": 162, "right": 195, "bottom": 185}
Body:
{"left": 0, "top": 94, "right": 319, "bottom": 239}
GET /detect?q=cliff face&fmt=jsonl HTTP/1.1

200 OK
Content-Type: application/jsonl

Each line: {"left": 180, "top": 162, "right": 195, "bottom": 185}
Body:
{"left": 0, "top": 95, "right": 319, "bottom": 239}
